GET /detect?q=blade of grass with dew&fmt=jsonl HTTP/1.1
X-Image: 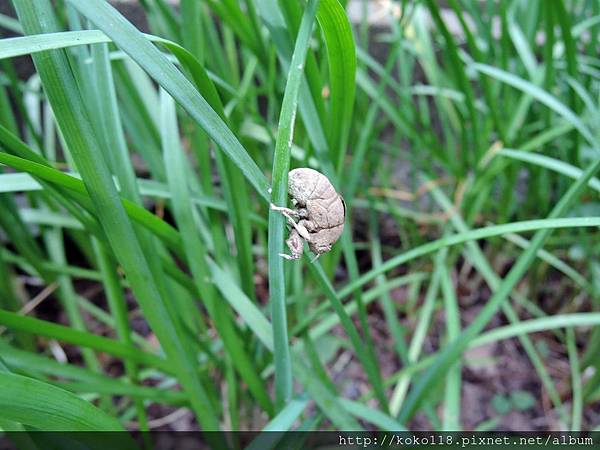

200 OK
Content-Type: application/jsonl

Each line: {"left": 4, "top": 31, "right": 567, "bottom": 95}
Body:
{"left": 268, "top": 0, "right": 319, "bottom": 407}
{"left": 398, "top": 154, "right": 600, "bottom": 421}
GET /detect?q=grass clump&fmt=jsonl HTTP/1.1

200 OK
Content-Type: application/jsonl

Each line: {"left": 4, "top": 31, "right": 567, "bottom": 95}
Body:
{"left": 0, "top": 0, "right": 599, "bottom": 434}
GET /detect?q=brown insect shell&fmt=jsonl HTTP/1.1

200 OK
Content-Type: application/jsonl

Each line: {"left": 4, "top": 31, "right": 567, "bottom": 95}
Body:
{"left": 288, "top": 168, "right": 345, "bottom": 230}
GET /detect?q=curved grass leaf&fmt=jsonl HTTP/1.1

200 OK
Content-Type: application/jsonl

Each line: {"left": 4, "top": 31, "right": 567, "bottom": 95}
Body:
{"left": 473, "top": 314, "right": 600, "bottom": 347}
{"left": 472, "top": 63, "right": 597, "bottom": 147}
{"left": 66, "top": 0, "right": 270, "bottom": 201}
{"left": 0, "top": 372, "right": 125, "bottom": 431}
{"left": 499, "top": 148, "right": 600, "bottom": 193}
{"left": 341, "top": 217, "right": 600, "bottom": 295}
{"left": 1, "top": 342, "right": 185, "bottom": 405}
{"left": 13, "top": 0, "right": 220, "bottom": 430}
{"left": 398, "top": 156, "right": 600, "bottom": 421}
{"left": 0, "top": 310, "right": 170, "bottom": 372}
{"left": 0, "top": 150, "right": 183, "bottom": 252}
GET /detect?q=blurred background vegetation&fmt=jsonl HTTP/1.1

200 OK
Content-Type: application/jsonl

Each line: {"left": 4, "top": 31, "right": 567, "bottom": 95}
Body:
{"left": 0, "top": 0, "right": 599, "bottom": 434}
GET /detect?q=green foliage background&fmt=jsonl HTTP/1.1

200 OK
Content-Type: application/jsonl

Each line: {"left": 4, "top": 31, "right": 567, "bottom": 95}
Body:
{"left": 0, "top": 0, "right": 599, "bottom": 433}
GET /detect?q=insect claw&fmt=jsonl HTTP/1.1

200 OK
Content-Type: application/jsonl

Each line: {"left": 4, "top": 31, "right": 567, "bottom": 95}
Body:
{"left": 279, "top": 253, "right": 295, "bottom": 260}
{"left": 310, "top": 254, "right": 321, "bottom": 263}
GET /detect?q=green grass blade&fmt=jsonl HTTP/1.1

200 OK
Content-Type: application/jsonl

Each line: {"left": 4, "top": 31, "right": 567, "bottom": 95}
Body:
{"left": 13, "top": 0, "right": 220, "bottom": 429}
{"left": 340, "top": 217, "right": 600, "bottom": 295}
{"left": 315, "top": 0, "right": 356, "bottom": 169}
{"left": 161, "top": 90, "right": 273, "bottom": 415}
{"left": 66, "top": 0, "right": 270, "bottom": 201}
{"left": 472, "top": 314, "right": 600, "bottom": 347}
{"left": 0, "top": 310, "right": 170, "bottom": 372}
{"left": 1, "top": 342, "right": 185, "bottom": 406}
{"left": 473, "top": 63, "right": 596, "bottom": 147}
{"left": 0, "top": 372, "right": 125, "bottom": 431}
{"left": 268, "top": 0, "right": 319, "bottom": 407}
{"left": 499, "top": 148, "right": 600, "bottom": 192}
{"left": 398, "top": 156, "right": 600, "bottom": 421}
{"left": 208, "top": 258, "right": 362, "bottom": 429}
{"left": 567, "top": 327, "right": 582, "bottom": 431}
{"left": 440, "top": 265, "right": 461, "bottom": 431}
{"left": 0, "top": 149, "right": 183, "bottom": 252}
{"left": 389, "top": 249, "right": 444, "bottom": 416}
{"left": 307, "top": 260, "right": 388, "bottom": 409}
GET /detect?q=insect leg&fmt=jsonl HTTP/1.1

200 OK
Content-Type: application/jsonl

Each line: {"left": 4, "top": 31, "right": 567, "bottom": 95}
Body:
{"left": 288, "top": 220, "right": 311, "bottom": 241}
{"left": 270, "top": 203, "right": 300, "bottom": 221}
{"left": 280, "top": 229, "right": 303, "bottom": 260}
{"left": 279, "top": 252, "right": 297, "bottom": 260}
